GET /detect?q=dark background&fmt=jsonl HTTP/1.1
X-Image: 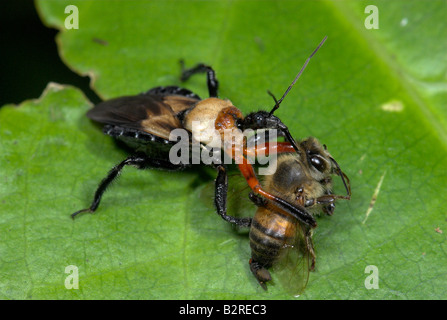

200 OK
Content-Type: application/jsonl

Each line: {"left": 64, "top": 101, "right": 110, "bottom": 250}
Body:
{"left": 0, "top": 0, "right": 100, "bottom": 107}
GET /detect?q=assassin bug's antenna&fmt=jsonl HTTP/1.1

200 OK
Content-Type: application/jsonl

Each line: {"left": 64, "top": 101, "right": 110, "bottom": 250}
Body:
{"left": 269, "top": 36, "right": 328, "bottom": 117}
{"left": 266, "top": 90, "right": 280, "bottom": 112}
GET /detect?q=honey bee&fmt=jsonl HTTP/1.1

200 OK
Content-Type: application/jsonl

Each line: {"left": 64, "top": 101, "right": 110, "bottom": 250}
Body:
{"left": 248, "top": 137, "right": 351, "bottom": 292}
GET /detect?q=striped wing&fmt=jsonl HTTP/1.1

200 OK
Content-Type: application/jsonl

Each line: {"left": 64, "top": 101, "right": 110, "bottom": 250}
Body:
{"left": 87, "top": 87, "right": 201, "bottom": 140}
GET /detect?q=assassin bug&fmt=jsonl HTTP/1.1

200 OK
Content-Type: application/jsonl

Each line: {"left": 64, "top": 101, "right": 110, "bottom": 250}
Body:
{"left": 71, "top": 37, "right": 330, "bottom": 230}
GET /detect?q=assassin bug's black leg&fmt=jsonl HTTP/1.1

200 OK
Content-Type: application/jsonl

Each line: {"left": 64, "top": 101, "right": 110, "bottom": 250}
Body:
{"left": 144, "top": 86, "right": 201, "bottom": 100}
{"left": 179, "top": 60, "right": 219, "bottom": 98}
{"left": 214, "top": 165, "right": 252, "bottom": 227}
{"left": 71, "top": 154, "right": 190, "bottom": 219}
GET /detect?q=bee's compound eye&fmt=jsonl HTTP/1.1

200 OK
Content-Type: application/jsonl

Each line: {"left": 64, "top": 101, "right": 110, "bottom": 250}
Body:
{"left": 310, "top": 156, "right": 326, "bottom": 172}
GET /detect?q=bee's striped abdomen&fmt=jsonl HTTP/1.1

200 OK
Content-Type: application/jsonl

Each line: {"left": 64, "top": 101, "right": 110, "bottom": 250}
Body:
{"left": 249, "top": 207, "right": 297, "bottom": 268}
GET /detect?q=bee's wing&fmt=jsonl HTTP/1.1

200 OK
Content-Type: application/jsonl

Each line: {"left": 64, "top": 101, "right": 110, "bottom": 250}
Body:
{"left": 225, "top": 173, "right": 255, "bottom": 220}
{"left": 87, "top": 88, "right": 200, "bottom": 140}
{"left": 272, "top": 220, "right": 312, "bottom": 296}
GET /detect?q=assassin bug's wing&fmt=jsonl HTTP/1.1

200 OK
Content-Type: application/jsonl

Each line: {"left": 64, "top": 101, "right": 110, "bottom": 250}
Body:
{"left": 87, "top": 86, "right": 201, "bottom": 141}
{"left": 272, "top": 220, "right": 312, "bottom": 296}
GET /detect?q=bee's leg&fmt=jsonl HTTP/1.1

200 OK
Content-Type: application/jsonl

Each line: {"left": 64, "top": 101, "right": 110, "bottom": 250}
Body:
{"left": 249, "top": 259, "right": 271, "bottom": 291}
{"left": 304, "top": 229, "right": 316, "bottom": 271}
{"left": 321, "top": 189, "right": 336, "bottom": 216}
{"left": 238, "top": 161, "right": 317, "bottom": 228}
{"left": 322, "top": 202, "right": 336, "bottom": 216}
{"left": 214, "top": 165, "right": 252, "bottom": 227}
{"left": 305, "top": 194, "right": 350, "bottom": 210}
{"left": 71, "top": 154, "right": 189, "bottom": 219}
{"left": 179, "top": 60, "right": 219, "bottom": 98}
{"left": 318, "top": 178, "right": 336, "bottom": 216}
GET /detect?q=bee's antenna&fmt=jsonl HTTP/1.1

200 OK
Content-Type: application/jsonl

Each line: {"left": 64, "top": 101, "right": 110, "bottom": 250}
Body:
{"left": 330, "top": 157, "right": 351, "bottom": 198}
{"left": 269, "top": 36, "right": 328, "bottom": 117}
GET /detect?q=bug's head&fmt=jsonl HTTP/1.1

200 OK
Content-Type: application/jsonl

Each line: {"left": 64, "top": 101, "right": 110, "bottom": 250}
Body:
{"left": 300, "top": 137, "right": 351, "bottom": 199}
{"left": 241, "top": 110, "right": 280, "bottom": 129}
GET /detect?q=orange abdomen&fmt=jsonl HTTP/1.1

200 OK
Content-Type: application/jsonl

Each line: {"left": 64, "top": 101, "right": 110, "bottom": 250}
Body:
{"left": 249, "top": 207, "right": 297, "bottom": 268}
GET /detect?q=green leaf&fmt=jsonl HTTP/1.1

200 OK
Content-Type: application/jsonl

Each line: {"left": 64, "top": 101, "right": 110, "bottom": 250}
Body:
{"left": 1, "top": 0, "right": 446, "bottom": 299}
